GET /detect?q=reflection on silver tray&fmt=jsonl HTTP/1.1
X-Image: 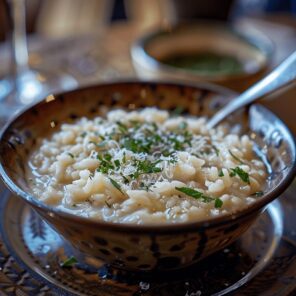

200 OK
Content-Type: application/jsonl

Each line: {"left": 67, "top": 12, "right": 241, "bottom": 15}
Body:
{"left": 0, "top": 181, "right": 296, "bottom": 296}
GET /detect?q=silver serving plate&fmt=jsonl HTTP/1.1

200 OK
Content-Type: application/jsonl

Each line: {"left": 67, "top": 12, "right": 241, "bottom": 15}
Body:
{"left": 0, "top": 180, "right": 296, "bottom": 295}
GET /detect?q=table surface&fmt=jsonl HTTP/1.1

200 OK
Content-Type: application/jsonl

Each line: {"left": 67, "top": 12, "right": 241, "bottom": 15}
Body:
{"left": 0, "top": 16, "right": 295, "bottom": 295}
{"left": 1, "top": 17, "right": 295, "bottom": 132}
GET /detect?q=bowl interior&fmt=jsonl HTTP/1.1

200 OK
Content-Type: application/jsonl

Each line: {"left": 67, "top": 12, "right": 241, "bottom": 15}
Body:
{"left": 0, "top": 81, "right": 295, "bottom": 229}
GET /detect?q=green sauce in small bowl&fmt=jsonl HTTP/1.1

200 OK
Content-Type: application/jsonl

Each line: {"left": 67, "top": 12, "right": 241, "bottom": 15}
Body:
{"left": 161, "top": 52, "right": 244, "bottom": 76}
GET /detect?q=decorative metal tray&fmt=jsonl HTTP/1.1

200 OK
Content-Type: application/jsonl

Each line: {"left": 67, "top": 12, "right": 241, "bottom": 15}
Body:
{"left": 0, "top": 180, "right": 296, "bottom": 296}
{"left": 0, "top": 18, "right": 296, "bottom": 295}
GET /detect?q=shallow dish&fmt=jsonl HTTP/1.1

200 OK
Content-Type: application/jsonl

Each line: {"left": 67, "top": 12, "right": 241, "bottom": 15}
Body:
{"left": 0, "top": 81, "right": 295, "bottom": 271}
{"left": 131, "top": 22, "right": 273, "bottom": 91}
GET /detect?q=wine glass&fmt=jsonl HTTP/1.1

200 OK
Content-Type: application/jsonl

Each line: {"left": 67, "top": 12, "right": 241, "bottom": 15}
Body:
{"left": 0, "top": 0, "right": 78, "bottom": 122}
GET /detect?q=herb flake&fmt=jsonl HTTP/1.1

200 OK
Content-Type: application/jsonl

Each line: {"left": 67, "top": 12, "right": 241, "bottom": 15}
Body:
{"left": 175, "top": 187, "right": 223, "bottom": 208}
{"left": 251, "top": 191, "right": 264, "bottom": 197}
{"left": 214, "top": 198, "right": 223, "bottom": 208}
{"left": 171, "top": 106, "right": 184, "bottom": 116}
{"left": 61, "top": 256, "right": 78, "bottom": 267}
{"left": 105, "top": 200, "right": 111, "bottom": 208}
{"left": 229, "top": 150, "right": 245, "bottom": 164}
{"left": 213, "top": 145, "right": 220, "bottom": 156}
{"left": 109, "top": 177, "right": 123, "bottom": 194}
{"left": 218, "top": 170, "right": 224, "bottom": 177}
{"left": 229, "top": 167, "right": 250, "bottom": 184}
{"left": 175, "top": 187, "right": 203, "bottom": 199}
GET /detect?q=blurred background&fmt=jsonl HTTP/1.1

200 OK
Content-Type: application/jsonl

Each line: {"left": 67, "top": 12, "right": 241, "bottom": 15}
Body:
{"left": 0, "top": 0, "right": 295, "bottom": 130}
{"left": 1, "top": 0, "right": 296, "bottom": 40}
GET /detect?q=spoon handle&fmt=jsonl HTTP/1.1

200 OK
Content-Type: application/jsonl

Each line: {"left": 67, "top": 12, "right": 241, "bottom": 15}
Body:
{"left": 207, "top": 50, "right": 296, "bottom": 129}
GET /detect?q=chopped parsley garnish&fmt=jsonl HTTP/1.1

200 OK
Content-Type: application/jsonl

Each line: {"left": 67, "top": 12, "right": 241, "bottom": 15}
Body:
{"left": 91, "top": 119, "right": 244, "bottom": 195}
{"left": 116, "top": 121, "right": 128, "bottom": 134}
{"left": 228, "top": 150, "right": 245, "bottom": 164}
{"left": 218, "top": 170, "right": 224, "bottom": 177}
{"left": 251, "top": 191, "right": 264, "bottom": 197}
{"left": 61, "top": 256, "right": 78, "bottom": 267}
{"left": 214, "top": 198, "right": 223, "bottom": 208}
{"left": 129, "top": 159, "right": 162, "bottom": 179}
{"left": 171, "top": 106, "right": 184, "bottom": 116}
{"left": 175, "top": 187, "right": 223, "bottom": 208}
{"left": 109, "top": 177, "right": 123, "bottom": 194}
{"left": 120, "top": 173, "right": 129, "bottom": 184}
{"left": 151, "top": 122, "right": 158, "bottom": 131}
{"left": 93, "top": 120, "right": 193, "bottom": 162}
{"left": 114, "top": 159, "right": 120, "bottom": 168}
{"left": 129, "top": 120, "right": 142, "bottom": 130}
{"left": 229, "top": 167, "right": 250, "bottom": 184}
{"left": 122, "top": 151, "right": 126, "bottom": 164}
{"left": 213, "top": 145, "right": 220, "bottom": 156}
{"left": 98, "top": 134, "right": 105, "bottom": 141}
{"left": 67, "top": 152, "right": 74, "bottom": 158}
{"left": 104, "top": 153, "right": 112, "bottom": 161}
{"left": 97, "top": 153, "right": 115, "bottom": 174}
{"left": 123, "top": 138, "right": 149, "bottom": 153}
{"left": 105, "top": 200, "right": 111, "bottom": 208}
{"left": 175, "top": 187, "right": 203, "bottom": 199}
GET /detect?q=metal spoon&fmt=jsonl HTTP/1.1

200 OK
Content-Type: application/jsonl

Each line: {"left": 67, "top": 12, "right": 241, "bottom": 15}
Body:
{"left": 207, "top": 51, "right": 296, "bottom": 129}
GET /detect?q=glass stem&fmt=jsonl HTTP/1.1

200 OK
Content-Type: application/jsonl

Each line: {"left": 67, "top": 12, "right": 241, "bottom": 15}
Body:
{"left": 10, "top": 0, "right": 30, "bottom": 79}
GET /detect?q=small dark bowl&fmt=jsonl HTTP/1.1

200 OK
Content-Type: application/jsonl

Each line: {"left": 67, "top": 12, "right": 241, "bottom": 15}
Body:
{"left": 0, "top": 81, "right": 295, "bottom": 272}
{"left": 131, "top": 22, "right": 273, "bottom": 91}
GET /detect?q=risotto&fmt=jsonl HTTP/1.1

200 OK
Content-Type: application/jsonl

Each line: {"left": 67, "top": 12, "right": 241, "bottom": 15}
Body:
{"left": 27, "top": 108, "right": 267, "bottom": 224}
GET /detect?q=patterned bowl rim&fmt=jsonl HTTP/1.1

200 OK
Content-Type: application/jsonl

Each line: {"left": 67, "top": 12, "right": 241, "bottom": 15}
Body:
{"left": 131, "top": 21, "right": 274, "bottom": 81}
{"left": 0, "top": 79, "right": 295, "bottom": 234}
